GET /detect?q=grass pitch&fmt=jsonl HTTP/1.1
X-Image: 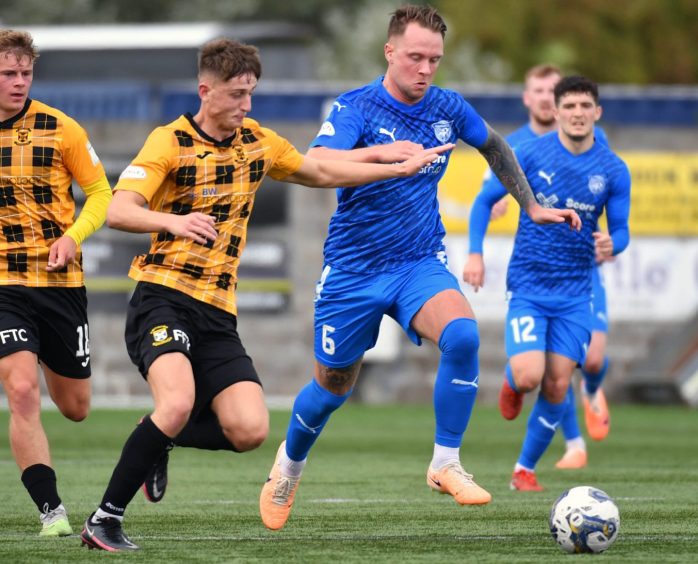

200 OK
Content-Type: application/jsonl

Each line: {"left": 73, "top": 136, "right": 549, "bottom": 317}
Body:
{"left": 1, "top": 403, "right": 697, "bottom": 562}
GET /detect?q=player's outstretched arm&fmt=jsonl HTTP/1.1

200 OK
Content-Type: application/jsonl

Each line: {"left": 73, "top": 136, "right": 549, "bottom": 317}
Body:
{"left": 285, "top": 143, "right": 454, "bottom": 188}
{"left": 307, "top": 141, "right": 425, "bottom": 164}
{"left": 527, "top": 204, "right": 581, "bottom": 229}
{"left": 476, "top": 125, "right": 535, "bottom": 210}
{"left": 477, "top": 125, "right": 580, "bottom": 230}
{"left": 106, "top": 190, "right": 218, "bottom": 244}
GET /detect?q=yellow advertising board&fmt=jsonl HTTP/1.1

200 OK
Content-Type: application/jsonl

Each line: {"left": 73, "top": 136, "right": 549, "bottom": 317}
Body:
{"left": 439, "top": 150, "right": 698, "bottom": 236}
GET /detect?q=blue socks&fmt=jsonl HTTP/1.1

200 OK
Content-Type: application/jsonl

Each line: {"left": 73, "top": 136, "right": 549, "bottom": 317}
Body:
{"left": 582, "top": 357, "right": 609, "bottom": 395}
{"left": 433, "top": 318, "right": 480, "bottom": 448}
{"left": 285, "top": 378, "right": 351, "bottom": 461}
{"left": 560, "top": 386, "right": 582, "bottom": 440}
{"left": 518, "top": 394, "right": 568, "bottom": 470}
{"left": 505, "top": 363, "right": 519, "bottom": 392}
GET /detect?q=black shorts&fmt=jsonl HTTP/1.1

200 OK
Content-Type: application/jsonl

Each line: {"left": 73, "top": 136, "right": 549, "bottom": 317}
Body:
{"left": 0, "top": 285, "right": 91, "bottom": 378}
{"left": 125, "top": 282, "right": 260, "bottom": 416}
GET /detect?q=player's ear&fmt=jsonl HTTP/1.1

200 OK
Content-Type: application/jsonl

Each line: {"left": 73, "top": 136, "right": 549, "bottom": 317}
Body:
{"left": 198, "top": 81, "right": 211, "bottom": 100}
{"left": 384, "top": 42, "right": 393, "bottom": 64}
{"left": 594, "top": 104, "right": 603, "bottom": 122}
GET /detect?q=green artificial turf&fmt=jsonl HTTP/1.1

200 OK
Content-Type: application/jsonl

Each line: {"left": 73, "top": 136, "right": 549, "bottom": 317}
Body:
{"left": 1, "top": 403, "right": 696, "bottom": 562}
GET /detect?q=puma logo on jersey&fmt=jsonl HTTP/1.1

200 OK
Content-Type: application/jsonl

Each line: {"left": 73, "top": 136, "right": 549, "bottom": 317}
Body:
{"left": 538, "top": 170, "right": 556, "bottom": 185}
{"left": 378, "top": 127, "right": 397, "bottom": 143}
{"left": 332, "top": 101, "right": 347, "bottom": 112}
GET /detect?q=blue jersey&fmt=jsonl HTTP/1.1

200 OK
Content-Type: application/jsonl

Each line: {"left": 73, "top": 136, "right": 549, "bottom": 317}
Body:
{"left": 471, "top": 125, "right": 610, "bottom": 254}
{"left": 505, "top": 133, "right": 630, "bottom": 296}
{"left": 310, "top": 76, "right": 488, "bottom": 273}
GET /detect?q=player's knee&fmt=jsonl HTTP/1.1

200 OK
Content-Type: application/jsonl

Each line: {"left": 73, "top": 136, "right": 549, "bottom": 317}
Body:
{"left": 57, "top": 396, "right": 90, "bottom": 422}
{"left": 155, "top": 399, "right": 194, "bottom": 435}
{"left": 4, "top": 375, "right": 40, "bottom": 415}
{"left": 51, "top": 385, "right": 90, "bottom": 421}
{"left": 438, "top": 318, "right": 479, "bottom": 362}
{"left": 584, "top": 354, "right": 606, "bottom": 375}
{"left": 511, "top": 366, "right": 542, "bottom": 393}
{"left": 223, "top": 420, "right": 268, "bottom": 452}
{"left": 541, "top": 377, "right": 569, "bottom": 403}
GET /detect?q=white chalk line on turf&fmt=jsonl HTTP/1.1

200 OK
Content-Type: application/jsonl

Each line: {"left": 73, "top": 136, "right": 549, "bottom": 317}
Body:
{"left": 188, "top": 496, "right": 664, "bottom": 505}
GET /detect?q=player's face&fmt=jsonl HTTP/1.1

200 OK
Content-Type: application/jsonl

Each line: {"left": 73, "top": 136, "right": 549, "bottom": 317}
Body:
{"left": 384, "top": 22, "right": 443, "bottom": 104}
{"left": 523, "top": 73, "right": 560, "bottom": 128}
{"left": 200, "top": 72, "right": 257, "bottom": 136}
{"left": 555, "top": 92, "right": 602, "bottom": 143}
{"left": 0, "top": 52, "right": 33, "bottom": 121}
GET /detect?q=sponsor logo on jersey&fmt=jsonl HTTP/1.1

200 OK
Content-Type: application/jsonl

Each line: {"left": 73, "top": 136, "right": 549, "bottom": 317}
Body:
{"left": 419, "top": 154, "right": 446, "bottom": 175}
{"left": 378, "top": 127, "right": 397, "bottom": 143}
{"left": 120, "top": 165, "right": 147, "bottom": 180}
{"left": 318, "top": 121, "right": 335, "bottom": 137}
{"left": 588, "top": 174, "right": 606, "bottom": 195}
{"left": 565, "top": 198, "right": 596, "bottom": 213}
{"left": 431, "top": 120, "right": 453, "bottom": 143}
{"left": 536, "top": 192, "right": 559, "bottom": 208}
{"left": 0, "top": 328, "right": 29, "bottom": 345}
{"left": 332, "top": 101, "right": 347, "bottom": 112}
{"left": 538, "top": 169, "right": 556, "bottom": 185}
{"left": 14, "top": 127, "right": 31, "bottom": 146}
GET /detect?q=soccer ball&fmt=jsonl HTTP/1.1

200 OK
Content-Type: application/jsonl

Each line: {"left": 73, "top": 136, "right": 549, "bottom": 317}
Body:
{"left": 549, "top": 486, "right": 620, "bottom": 554}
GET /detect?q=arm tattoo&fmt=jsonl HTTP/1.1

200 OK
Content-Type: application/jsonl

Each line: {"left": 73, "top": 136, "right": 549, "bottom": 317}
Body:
{"left": 478, "top": 124, "right": 535, "bottom": 211}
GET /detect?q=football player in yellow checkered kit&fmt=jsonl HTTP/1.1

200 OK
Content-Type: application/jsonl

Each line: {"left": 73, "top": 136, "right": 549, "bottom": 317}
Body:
{"left": 0, "top": 30, "right": 112, "bottom": 537}
{"left": 79, "top": 37, "right": 453, "bottom": 551}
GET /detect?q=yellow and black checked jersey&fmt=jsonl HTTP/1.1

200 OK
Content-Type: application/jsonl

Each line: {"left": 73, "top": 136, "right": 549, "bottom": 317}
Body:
{"left": 116, "top": 114, "right": 304, "bottom": 315}
{"left": 0, "top": 99, "right": 106, "bottom": 287}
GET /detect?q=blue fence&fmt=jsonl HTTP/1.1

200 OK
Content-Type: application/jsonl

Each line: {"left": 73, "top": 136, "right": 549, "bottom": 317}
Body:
{"left": 31, "top": 82, "right": 153, "bottom": 121}
{"left": 28, "top": 82, "right": 698, "bottom": 126}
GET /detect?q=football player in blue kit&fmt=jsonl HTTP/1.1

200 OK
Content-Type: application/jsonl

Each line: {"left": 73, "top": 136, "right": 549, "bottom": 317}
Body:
{"left": 465, "top": 65, "right": 613, "bottom": 471}
{"left": 259, "top": 4, "right": 581, "bottom": 530}
{"left": 465, "top": 75, "right": 631, "bottom": 491}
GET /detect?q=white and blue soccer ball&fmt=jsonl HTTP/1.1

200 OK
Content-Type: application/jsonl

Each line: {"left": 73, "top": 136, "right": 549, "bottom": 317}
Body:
{"left": 549, "top": 486, "right": 620, "bottom": 554}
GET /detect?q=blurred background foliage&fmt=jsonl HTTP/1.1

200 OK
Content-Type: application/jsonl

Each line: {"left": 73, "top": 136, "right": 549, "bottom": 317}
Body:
{"left": 1, "top": 0, "right": 696, "bottom": 84}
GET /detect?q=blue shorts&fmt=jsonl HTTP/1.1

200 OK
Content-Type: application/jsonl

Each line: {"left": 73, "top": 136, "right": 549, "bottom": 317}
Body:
{"left": 314, "top": 252, "right": 462, "bottom": 367}
{"left": 505, "top": 294, "right": 592, "bottom": 365}
{"left": 591, "top": 265, "right": 608, "bottom": 333}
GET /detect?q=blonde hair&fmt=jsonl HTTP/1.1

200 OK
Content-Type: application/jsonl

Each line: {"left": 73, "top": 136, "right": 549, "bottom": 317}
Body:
{"left": 388, "top": 4, "right": 446, "bottom": 39}
{"left": 525, "top": 64, "right": 561, "bottom": 82}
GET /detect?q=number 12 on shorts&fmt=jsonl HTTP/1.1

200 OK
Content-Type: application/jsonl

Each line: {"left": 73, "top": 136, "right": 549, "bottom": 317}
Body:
{"left": 510, "top": 316, "right": 536, "bottom": 343}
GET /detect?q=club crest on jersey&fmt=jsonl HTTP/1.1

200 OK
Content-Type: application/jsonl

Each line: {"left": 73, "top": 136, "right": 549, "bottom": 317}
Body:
{"left": 232, "top": 144, "right": 248, "bottom": 165}
{"left": 588, "top": 174, "right": 606, "bottom": 195}
{"left": 318, "top": 121, "right": 335, "bottom": 137}
{"left": 150, "top": 325, "right": 172, "bottom": 346}
{"left": 431, "top": 120, "right": 453, "bottom": 143}
{"left": 14, "top": 127, "right": 31, "bottom": 146}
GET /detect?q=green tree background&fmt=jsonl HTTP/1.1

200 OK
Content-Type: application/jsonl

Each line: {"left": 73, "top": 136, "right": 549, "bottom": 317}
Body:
{"left": 1, "top": 0, "right": 696, "bottom": 84}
